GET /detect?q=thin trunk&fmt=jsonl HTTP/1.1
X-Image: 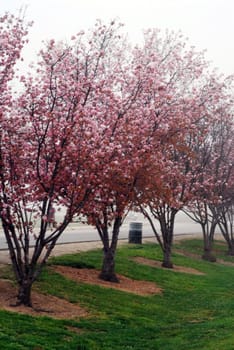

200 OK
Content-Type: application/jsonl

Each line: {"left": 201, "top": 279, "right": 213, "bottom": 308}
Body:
{"left": 139, "top": 206, "right": 164, "bottom": 251}
{"left": 2, "top": 212, "right": 71, "bottom": 306}
{"left": 17, "top": 279, "right": 33, "bottom": 307}
{"left": 185, "top": 203, "right": 217, "bottom": 262}
{"left": 162, "top": 244, "right": 173, "bottom": 268}
{"left": 99, "top": 248, "right": 119, "bottom": 282}
{"left": 97, "top": 215, "right": 122, "bottom": 283}
{"left": 159, "top": 207, "right": 177, "bottom": 269}
{"left": 202, "top": 246, "right": 216, "bottom": 262}
{"left": 139, "top": 205, "right": 177, "bottom": 268}
{"left": 218, "top": 209, "right": 234, "bottom": 256}
{"left": 227, "top": 243, "right": 234, "bottom": 256}
{"left": 220, "top": 223, "right": 234, "bottom": 255}
{"left": 201, "top": 223, "right": 216, "bottom": 262}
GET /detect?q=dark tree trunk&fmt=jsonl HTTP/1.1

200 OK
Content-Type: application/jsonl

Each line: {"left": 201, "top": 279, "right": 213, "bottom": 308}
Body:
{"left": 1, "top": 205, "right": 71, "bottom": 307}
{"left": 140, "top": 205, "right": 177, "bottom": 269}
{"left": 17, "top": 279, "right": 33, "bottom": 307}
{"left": 160, "top": 208, "right": 177, "bottom": 269}
{"left": 202, "top": 247, "right": 217, "bottom": 262}
{"left": 162, "top": 246, "right": 173, "bottom": 268}
{"left": 226, "top": 241, "right": 234, "bottom": 256}
{"left": 227, "top": 249, "right": 234, "bottom": 256}
{"left": 201, "top": 222, "right": 217, "bottom": 262}
{"left": 99, "top": 248, "right": 119, "bottom": 282}
{"left": 217, "top": 211, "right": 234, "bottom": 256}
{"left": 96, "top": 215, "right": 122, "bottom": 283}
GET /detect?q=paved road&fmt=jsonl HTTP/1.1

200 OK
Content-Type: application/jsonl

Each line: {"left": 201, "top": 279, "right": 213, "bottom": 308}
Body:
{"left": 0, "top": 212, "right": 205, "bottom": 251}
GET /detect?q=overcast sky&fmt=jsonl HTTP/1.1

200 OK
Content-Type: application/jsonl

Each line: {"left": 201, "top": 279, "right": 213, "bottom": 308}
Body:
{"left": 2, "top": 0, "right": 234, "bottom": 75}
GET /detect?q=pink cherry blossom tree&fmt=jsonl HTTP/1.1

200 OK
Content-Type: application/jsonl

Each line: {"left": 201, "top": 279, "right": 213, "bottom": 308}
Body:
{"left": 133, "top": 29, "right": 223, "bottom": 268}
{"left": 83, "top": 119, "right": 149, "bottom": 282}
{"left": 0, "top": 18, "right": 128, "bottom": 306}
{"left": 209, "top": 95, "right": 234, "bottom": 255}
{"left": 0, "top": 12, "right": 33, "bottom": 302}
{"left": 215, "top": 138, "right": 234, "bottom": 255}
{"left": 185, "top": 80, "right": 234, "bottom": 260}
{"left": 217, "top": 200, "right": 234, "bottom": 255}
{"left": 81, "top": 45, "right": 152, "bottom": 282}
{"left": 84, "top": 165, "right": 136, "bottom": 282}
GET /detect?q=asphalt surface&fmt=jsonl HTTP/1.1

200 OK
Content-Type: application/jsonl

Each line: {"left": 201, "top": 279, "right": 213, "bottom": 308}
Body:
{"left": 0, "top": 233, "right": 205, "bottom": 264}
{"left": 0, "top": 211, "right": 204, "bottom": 249}
{"left": 0, "top": 211, "right": 213, "bottom": 264}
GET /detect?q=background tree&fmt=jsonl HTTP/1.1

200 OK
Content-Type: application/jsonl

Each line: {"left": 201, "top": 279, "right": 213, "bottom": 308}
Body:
{"left": 133, "top": 29, "right": 215, "bottom": 268}
{"left": 184, "top": 76, "right": 234, "bottom": 261}
{"left": 209, "top": 96, "right": 234, "bottom": 255}
{"left": 217, "top": 201, "right": 234, "bottom": 255}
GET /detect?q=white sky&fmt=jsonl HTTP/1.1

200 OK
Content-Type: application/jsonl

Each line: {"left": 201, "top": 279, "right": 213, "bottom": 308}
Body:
{"left": 2, "top": 0, "right": 234, "bottom": 75}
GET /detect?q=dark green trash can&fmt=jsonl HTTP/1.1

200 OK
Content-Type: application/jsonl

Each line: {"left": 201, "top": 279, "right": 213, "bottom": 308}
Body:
{"left": 128, "top": 222, "right": 142, "bottom": 244}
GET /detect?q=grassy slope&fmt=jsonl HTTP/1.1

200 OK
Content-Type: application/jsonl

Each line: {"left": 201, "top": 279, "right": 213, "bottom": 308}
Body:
{"left": 0, "top": 239, "right": 234, "bottom": 350}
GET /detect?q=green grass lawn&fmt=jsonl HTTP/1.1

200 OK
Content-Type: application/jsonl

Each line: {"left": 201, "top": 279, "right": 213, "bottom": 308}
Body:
{"left": 1, "top": 239, "right": 234, "bottom": 350}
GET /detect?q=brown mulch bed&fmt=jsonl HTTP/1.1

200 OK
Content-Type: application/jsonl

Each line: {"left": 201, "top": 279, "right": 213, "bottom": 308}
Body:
{"left": 133, "top": 257, "right": 205, "bottom": 275}
{"left": 174, "top": 249, "right": 201, "bottom": 260}
{"left": 0, "top": 265, "right": 162, "bottom": 319}
{"left": 0, "top": 279, "right": 88, "bottom": 319}
{"left": 175, "top": 249, "right": 234, "bottom": 267}
{"left": 53, "top": 266, "right": 162, "bottom": 296}
{"left": 216, "top": 259, "right": 234, "bottom": 267}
